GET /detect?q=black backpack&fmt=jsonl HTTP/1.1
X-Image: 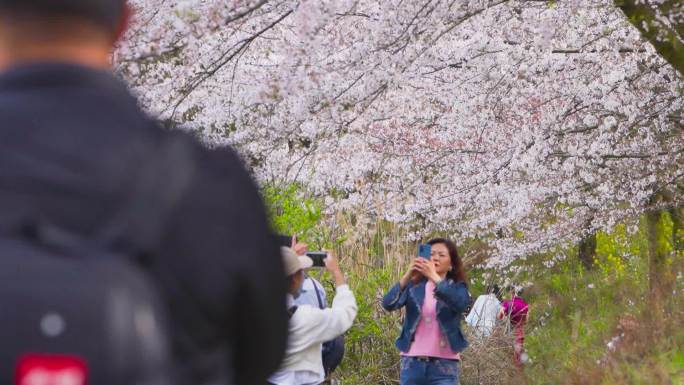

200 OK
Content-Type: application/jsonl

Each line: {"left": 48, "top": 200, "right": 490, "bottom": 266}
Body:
{"left": 0, "top": 136, "right": 191, "bottom": 385}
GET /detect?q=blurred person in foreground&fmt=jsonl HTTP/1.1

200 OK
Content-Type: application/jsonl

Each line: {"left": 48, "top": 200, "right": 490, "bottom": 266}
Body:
{"left": 382, "top": 238, "right": 470, "bottom": 385}
{"left": 0, "top": 1, "right": 287, "bottom": 384}
{"left": 268, "top": 247, "right": 357, "bottom": 385}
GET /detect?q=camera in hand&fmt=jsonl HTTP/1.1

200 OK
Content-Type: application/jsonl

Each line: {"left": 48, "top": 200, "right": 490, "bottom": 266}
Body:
{"left": 306, "top": 251, "right": 328, "bottom": 267}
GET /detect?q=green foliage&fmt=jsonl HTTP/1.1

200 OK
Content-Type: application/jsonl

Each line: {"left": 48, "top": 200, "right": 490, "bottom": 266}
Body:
{"left": 334, "top": 263, "right": 401, "bottom": 385}
{"left": 594, "top": 224, "right": 646, "bottom": 278}
{"left": 523, "top": 257, "right": 640, "bottom": 384}
{"left": 522, "top": 212, "right": 684, "bottom": 385}
{"left": 262, "top": 183, "right": 328, "bottom": 247}
{"left": 653, "top": 211, "right": 675, "bottom": 257}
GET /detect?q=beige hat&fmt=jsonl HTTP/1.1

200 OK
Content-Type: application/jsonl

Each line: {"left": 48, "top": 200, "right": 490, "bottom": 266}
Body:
{"left": 281, "top": 247, "right": 313, "bottom": 276}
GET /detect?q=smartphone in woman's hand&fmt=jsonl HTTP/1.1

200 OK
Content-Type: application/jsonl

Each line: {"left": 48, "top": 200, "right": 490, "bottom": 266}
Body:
{"left": 418, "top": 244, "right": 431, "bottom": 259}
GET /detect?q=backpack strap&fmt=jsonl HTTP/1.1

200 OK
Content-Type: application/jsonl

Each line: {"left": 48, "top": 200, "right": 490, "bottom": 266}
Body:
{"left": 287, "top": 306, "right": 298, "bottom": 319}
{"left": 311, "top": 277, "right": 325, "bottom": 310}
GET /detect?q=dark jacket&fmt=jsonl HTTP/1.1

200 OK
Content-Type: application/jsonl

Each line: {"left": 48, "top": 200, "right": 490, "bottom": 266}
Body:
{"left": 0, "top": 62, "right": 287, "bottom": 385}
{"left": 382, "top": 279, "right": 469, "bottom": 354}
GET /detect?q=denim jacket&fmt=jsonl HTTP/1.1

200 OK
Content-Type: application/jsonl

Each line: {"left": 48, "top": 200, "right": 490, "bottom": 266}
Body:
{"left": 382, "top": 278, "right": 470, "bottom": 353}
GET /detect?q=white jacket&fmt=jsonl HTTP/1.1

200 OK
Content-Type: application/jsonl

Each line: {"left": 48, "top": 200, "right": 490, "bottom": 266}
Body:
{"left": 465, "top": 294, "right": 501, "bottom": 337}
{"left": 269, "top": 284, "right": 357, "bottom": 385}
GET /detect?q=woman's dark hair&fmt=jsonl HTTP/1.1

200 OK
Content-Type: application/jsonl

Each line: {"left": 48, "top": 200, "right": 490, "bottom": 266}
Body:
{"left": 486, "top": 283, "right": 500, "bottom": 295}
{"left": 427, "top": 238, "right": 467, "bottom": 285}
{"left": 488, "top": 283, "right": 502, "bottom": 301}
{"left": 505, "top": 285, "right": 523, "bottom": 297}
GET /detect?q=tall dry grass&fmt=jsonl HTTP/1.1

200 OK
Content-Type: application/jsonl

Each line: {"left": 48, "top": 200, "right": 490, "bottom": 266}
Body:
{"left": 460, "top": 325, "right": 523, "bottom": 385}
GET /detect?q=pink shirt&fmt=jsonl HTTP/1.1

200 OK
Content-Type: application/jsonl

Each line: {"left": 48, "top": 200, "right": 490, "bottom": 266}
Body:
{"left": 402, "top": 280, "right": 461, "bottom": 360}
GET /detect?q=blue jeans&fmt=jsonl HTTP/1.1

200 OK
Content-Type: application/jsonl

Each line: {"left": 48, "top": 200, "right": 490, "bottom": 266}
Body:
{"left": 400, "top": 356, "right": 460, "bottom": 385}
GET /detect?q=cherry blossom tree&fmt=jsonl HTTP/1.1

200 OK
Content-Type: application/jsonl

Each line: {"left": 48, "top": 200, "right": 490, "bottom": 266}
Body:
{"left": 114, "top": 0, "right": 684, "bottom": 266}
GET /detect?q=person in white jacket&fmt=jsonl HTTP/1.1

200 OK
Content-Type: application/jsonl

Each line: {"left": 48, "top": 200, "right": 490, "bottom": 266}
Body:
{"left": 465, "top": 284, "right": 501, "bottom": 337}
{"left": 269, "top": 247, "right": 357, "bottom": 385}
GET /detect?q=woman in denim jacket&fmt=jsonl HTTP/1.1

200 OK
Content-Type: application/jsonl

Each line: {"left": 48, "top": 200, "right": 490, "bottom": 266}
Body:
{"left": 382, "top": 238, "right": 470, "bottom": 385}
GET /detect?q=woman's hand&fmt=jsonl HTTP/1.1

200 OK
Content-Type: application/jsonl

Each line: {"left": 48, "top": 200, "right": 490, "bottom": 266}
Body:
{"left": 497, "top": 307, "right": 506, "bottom": 320}
{"left": 323, "top": 252, "right": 346, "bottom": 287}
{"left": 399, "top": 258, "right": 422, "bottom": 289}
{"left": 291, "top": 242, "right": 308, "bottom": 256}
{"left": 414, "top": 258, "right": 442, "bottom": 284}
{"left": 290, "top": 235, "right": 308, "bottom": 256}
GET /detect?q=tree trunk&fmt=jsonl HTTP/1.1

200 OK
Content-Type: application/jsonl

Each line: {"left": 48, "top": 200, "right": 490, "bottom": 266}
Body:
{"left": 577, "top": 232, "right": 596, "bottom": 270}
{"left": 616, "top": 0, "right": 684, "bottom": 77}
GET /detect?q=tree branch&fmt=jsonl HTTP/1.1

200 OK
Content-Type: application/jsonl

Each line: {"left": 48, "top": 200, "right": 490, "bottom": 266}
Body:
{"left": 615, "top": 0, "right": 684, "bottom": 77}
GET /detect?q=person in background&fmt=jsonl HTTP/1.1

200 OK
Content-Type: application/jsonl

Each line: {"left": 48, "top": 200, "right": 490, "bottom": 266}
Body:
{"left": 465, "top": 284, "right": 502, "bottom": 337}
{"left": 287, "top": 236, "right": 346, "bottom": 380}
{"left": 498, "top": 286, "right": 529, "bottom": 365}
{"left": 0, "top": 1, "right": 287, "bottom": 384}
{"left": 382, "top": 238, "right": 470, "bottom": 385}
{"left": 287, "top": 236, "right": 328, "bottom": 309}
{"left": 269, "top": 247, "right": 357, "bottom": 385}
